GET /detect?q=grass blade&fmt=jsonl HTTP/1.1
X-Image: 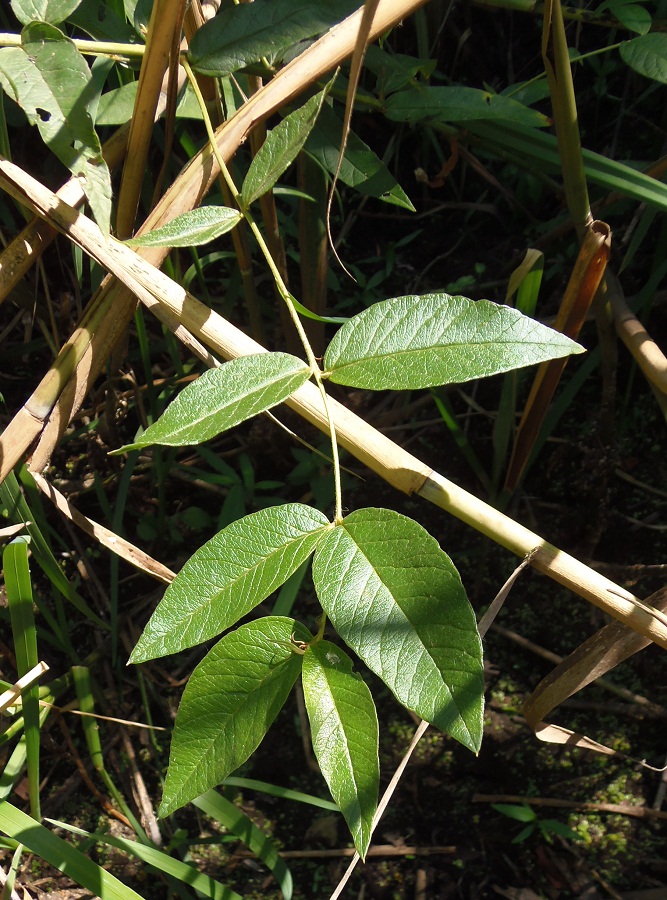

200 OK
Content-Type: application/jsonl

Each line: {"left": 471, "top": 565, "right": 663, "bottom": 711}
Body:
{"left": 0, "top": 802, "right": 147, "bottom": 900}
{"left": 192, "top": 790, "right": 293, "bottom": 900}
{"left": 4, "top": 537, "right": 41, "bottom": 820}
{"left": 47, "top": 819, "right": 242, "bottom": 900}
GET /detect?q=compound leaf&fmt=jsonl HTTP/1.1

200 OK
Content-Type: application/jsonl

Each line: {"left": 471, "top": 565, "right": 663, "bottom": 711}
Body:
{"left": 160, "top": 617, "right": 309, "bottom": 817}
{"left": 324, "top": 293, "right": 583, "bottom": 389}
{"left": 312, "top": 508, "right": 484, "bottom": 752}
{"left": 130, "top": 504, "right": 330, "bottom": 662}
{"left": 242, "top": 88, "right": 329, "bottom": 206}
{"left": 125, "top": 206, "right": 242, "bottom": 248}
{"left": 116, "top": 353, "right": 311, "bottom": 452}
{"left": 303, "top": 641, "right": 379, "bottom": 859}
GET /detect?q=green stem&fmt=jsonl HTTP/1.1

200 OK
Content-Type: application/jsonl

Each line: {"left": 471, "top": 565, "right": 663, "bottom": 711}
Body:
{"left": 182, "top": 57, "right": 344, "bottom": 522}
{"left": 0, "top": 33, "right": 146, "bottom": 59}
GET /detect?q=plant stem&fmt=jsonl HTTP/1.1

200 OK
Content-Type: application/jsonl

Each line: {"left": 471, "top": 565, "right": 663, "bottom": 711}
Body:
{"left": 0, "top": 33, "right": 146, "bottom": 59}
{"left": 182, "top": 57, "right": 344, "bottom": 522}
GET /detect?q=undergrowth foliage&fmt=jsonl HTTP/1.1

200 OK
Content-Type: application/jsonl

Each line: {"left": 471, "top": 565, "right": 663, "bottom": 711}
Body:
{"left": 1, "top": 0, "right": 666, "bottom": 896}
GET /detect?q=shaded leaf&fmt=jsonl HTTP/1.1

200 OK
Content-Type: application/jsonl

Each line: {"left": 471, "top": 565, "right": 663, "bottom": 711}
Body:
{"left": 467, "top": 119, "right": 667, "bottom": 213}
{"left": 160, "top": 617, "right": 309, "bottom": 817}
{"left": 188, "top": 0, "right": 361, "bottom": 76}
{"left": 116, "top": 353, "right": 311, "bottom": 452}
{"left": 69, "top": 0, "right": 138, "bottom": 43}
{"left": 306, "top": 103, "right": 414, "bottom": 210}
{"left": 363, "top": 44, "right": 436, "bottom": 94}
{"left": 620, "top": 34, "right": 667, "bottom": 83}
{"left": 324, "top": 293, "right": 583, "bottom": 389}
{"left": 0, "top": 24, "right": 111, "bottom": 232}
{"left": 125, "top": 206, "right": 242, "bottom": 247}
{"left": 303, "top": 641, "right": 379, "bottom": 858}
{"left": 385, "top": 86, "right": 549, "bottom": 128}
{"left": 312, "top": 508, "right": 484, "bottom": 752}
{"left": 130, "top": 504, "right": 330, "bottom": 662}
{"left": 599, "top": 0, "right": 652, "bottom": 34}
{"left": 96, "top": 81, "right": 201, "bottom": 126}
{"left": 242, "top": 88, "right": 329, "bottom": 206}
{"left": 491, "top": 803, "right": 537, "bottom": 823}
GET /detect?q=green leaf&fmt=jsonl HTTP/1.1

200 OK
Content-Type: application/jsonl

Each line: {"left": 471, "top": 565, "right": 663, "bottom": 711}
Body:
{"left": 0, "top": 24, "right": 111, "bottom": 233}
{"left": 620, "top": 34, "right": 667, "bottom": 83}
{"left": 0, "top": 802, "right": 146, "bottom": 900}
{"left": 598, "top": 0, "right": 652, "bottom": 34}
{"left": 116, "top": 353, "right": 311, "bottom": 452}
{"left": 188, "top": 0, "right": 361, "bottom": 76}
{"left": 302, "top": 641, "right": 379, "bottom": 859}
{"left": 1, "top": 470, "right": 108, "bottom": 630}
{"left": 4, "top": 538, "right": 41, "bottom": 819}
{"left": 242, "top": 89, "right": 329, "bottom": 207}
{"left": 221, "top": 777, "right": 339, "bottom": 811}
{"left": 512, "top": 823, "right": 536, "bottom": 843}
{"left": 363, "top": 45, "right": 436, "bottom": 94}
{"left": 491, "top": 803, "right": 537, "bottom": 823}
{"left": 290, "top": 293, "right": 349, "bottom": 325}
{"left": 125, "top": 206, "right": 242, "bottom": 248}
{"left": 539, "top": 819, "right": 583, "bottom": 841}
{"left": 305, "top": 104, "right": 414, "bottom": 210}
{"left": 159, "top": 617, "right": 309, "bottom": 817}
{"left": 467, "top": 120, "right": 667, "bottom": 212}
{"left": 96, "top": 81, "right": 202, "bottom": 126}
{"left": 130, "top": 504, "right": 330, "bottom": 662}
{"left": 69, "top": 0, "right": 138, "bottom": 43}
{"left": 312, "top": 508, "right": 484, "bottom": 752}
{"left": 385, "top": 86, "right": 549, "bottom": 129}
{"left": 10, "top": 0, "right": 81, "bottom": 26}
{"left": 324, "top": 293, "right": 584, "bottom": 390}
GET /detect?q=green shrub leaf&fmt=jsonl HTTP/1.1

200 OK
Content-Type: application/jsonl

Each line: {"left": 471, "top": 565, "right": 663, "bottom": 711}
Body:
{"left": 491, "top": 803, "right": 537, "bottom": 823}
{"left": 242, "top": 89, "right": 329, "bottom": 206}
{"left": 599, "top": 0, "right": 652, "bottom": 35}
{"left": 188, "top": 0, "right": 361, "bottom": 77}
{"left": 69, "top": 0, "right": 138, "bottom": 43}
{"left": 305, "top": 104, "right": 414, "bottom": 210}
{"left": 160, "top": 617, "right": 310, "bottom": 817}
{"left": 363, "top": 44, "right": 436, "bottom": 94}
{"left": 125, "top": 206, "right": 242, "bottom": 248}
{"left": 303, "top": 641, "right": 379, "bottom": 859}
{"left": 620, "top": 34, "right": 667, "bottom": 83}
{"left": 130, "top": 504, "right": 330, "bottom": 662}
{"left": 385, "top": 86, "right": 549, "bottom": 128}
{"left": 0, "top": 23, "right": 111, "bottom": 232}
{"left": 312, "top": 509, "right": 484, "bottom": 752}
{"left": 116, "top": 353, "right": 311, "bottom": 452}
{"left": 10, "top": 0, "right": 81, "bottom": 26}
{"left": 324, "top": 293, "right": 584, "bottom": 389}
